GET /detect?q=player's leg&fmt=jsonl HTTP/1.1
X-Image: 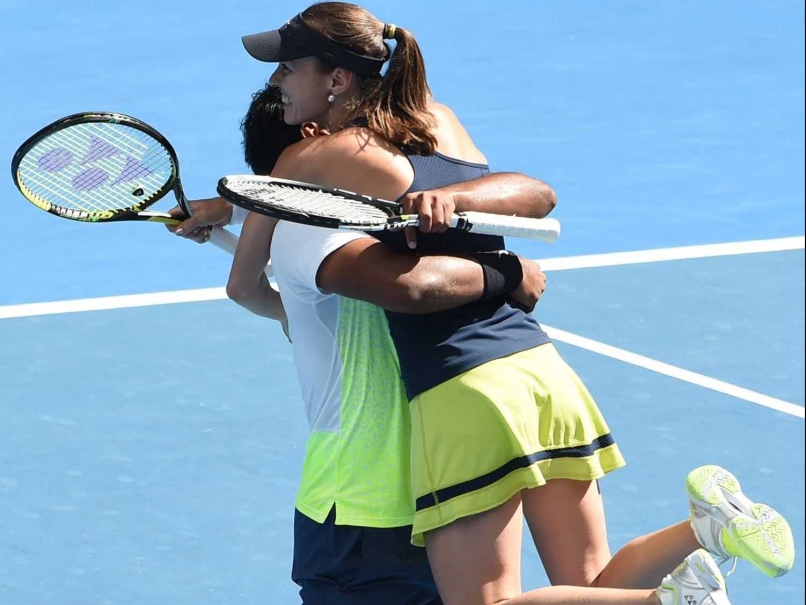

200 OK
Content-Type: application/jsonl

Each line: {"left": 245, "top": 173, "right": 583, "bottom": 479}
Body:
{"left": 424, "top": 492, "right": 730, "bottom": 605}
{"left": 521, "top": 479, "right": 699, "bottom": 588}
{"left": 521, "top": 466, "right": 796, "bottom": 589}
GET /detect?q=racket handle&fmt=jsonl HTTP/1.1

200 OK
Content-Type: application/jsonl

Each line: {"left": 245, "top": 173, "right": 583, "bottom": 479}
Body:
{"left": 208, "top": 226, "right": 274, "bottom": 278}
{"left": 207, "top": 225, "right": 238, "bottom": 254}
{"left": 449, "top": 212, "right": 561, "bottom": 243}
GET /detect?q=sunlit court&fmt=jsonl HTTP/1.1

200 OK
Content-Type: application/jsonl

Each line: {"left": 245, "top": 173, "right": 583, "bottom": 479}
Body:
{"left": 1, "top": 1, "right": 803, "bottom": 604}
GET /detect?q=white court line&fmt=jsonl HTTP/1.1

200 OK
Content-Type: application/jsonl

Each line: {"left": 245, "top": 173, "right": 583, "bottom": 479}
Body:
{"left": 0, "top": 288, "right": 228, "bottom": 320}
{"left": 537, "top": 236, "right": 804, "bottom": 271}
{"left": 0, "top": 236, "right": 803, "bottom": 419}
{"left": 2, "top": 236, "right": 801, "bottom": 320}
{"left": 543, "top": 325, "right": 804, "bottom": 419}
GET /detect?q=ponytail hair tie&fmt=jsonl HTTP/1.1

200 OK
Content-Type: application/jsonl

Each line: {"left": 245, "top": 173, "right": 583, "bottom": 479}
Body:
{"left": 383, "top": 23, "right": 397, "bottom": 40}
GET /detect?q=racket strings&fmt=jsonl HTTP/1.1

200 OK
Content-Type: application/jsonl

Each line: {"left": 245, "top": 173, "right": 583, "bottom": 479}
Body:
{"left": 17, "top": 122, "right": 173, "bottom": 214}
{"left": 235, "top": 182, "right": 391, "bottom": 222}
{"left": 21, "top": 124, "right": 171, "bottom": 208}
{"left": 20, "top": 143, "right": 166, "bottom": 213}
{"left": 19, "top": 139, "right": 168, "bottom": 212}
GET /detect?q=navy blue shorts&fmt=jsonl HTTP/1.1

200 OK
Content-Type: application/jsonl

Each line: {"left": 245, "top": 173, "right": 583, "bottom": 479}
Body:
{"left": 292, "top": 507, "right": 442, "bottom": 605}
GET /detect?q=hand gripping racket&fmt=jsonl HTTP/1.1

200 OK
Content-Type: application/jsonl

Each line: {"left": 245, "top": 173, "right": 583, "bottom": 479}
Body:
{"left": 217, "top": 175, "right": 561, "bottom": 242}
{"left": 12, "top": 112, "right": 272, "bottom": 275}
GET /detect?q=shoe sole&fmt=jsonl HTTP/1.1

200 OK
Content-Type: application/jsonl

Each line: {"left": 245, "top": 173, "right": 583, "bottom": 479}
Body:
{"left": 687, "top": 465, "right": 795, "bottom": 578}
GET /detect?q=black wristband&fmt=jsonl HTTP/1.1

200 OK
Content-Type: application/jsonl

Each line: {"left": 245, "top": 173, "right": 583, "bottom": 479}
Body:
{"left": 472, "top": 251, "right": 523, "bottom": 302}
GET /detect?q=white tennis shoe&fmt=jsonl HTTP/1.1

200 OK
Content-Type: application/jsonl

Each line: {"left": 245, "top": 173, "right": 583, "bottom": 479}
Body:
{"left": 657, "top": 549, "right": 731, "bottom": 605}
{"left": 687, "top": 465, "right": 795, "bottom": 578}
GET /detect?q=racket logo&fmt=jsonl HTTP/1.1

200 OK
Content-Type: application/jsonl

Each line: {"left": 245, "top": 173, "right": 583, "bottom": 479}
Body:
{"left": 26, "top": 134, "right": 155, "bottom": 222}
{"left": 30, "top": 132, "right": 163, "bottom": 209}
{"left": 58, "top": 138, "right": 155, "bottom": 194}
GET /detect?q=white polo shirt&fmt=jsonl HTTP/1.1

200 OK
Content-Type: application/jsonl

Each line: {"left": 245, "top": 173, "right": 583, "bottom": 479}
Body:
{"left": 270, "top": 220, "right": 416, "bottom": 528}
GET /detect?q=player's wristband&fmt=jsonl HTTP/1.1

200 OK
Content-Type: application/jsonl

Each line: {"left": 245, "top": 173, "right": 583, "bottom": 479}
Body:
{"left": 472, "top": 250, "right": 523, "bottom": 302}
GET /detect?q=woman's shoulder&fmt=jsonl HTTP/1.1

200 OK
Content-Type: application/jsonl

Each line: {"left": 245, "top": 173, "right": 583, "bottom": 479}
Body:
{"left": 427, "top": 101, "right": 458, "bottom": 123}
{"left": 427, "top": 102, "right": 487, "bottom": 164}
{"left": 280, "top": 126, "right": 402, "bottom": 160}
{"left": 272, "top": 127, "right": 413, "bottom": 199}
{"left": 330, "top": 126, "right": 407, "bottom": 156}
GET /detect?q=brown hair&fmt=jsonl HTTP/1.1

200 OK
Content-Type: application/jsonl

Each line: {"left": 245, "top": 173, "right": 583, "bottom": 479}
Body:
{"left": 301, "top": 2, "right": 437, "bottom": 155}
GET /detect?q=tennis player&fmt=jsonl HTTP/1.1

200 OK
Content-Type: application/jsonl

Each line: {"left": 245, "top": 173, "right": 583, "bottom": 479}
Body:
{"left": 173, "top": 83, "right": 551, "bottom": 604}
{"left": 226, "top": 4, "right": 794, "bottom": 605}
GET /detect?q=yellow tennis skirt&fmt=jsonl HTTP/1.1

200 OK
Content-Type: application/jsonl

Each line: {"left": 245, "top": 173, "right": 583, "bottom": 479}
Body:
{"left": 409, "top": 343, "right": 626, "bottom": 546}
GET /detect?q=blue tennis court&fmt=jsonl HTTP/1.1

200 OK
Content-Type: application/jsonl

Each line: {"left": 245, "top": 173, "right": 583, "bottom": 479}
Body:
{"left": 1, "top": 1, "right": 803, "bottom": 604}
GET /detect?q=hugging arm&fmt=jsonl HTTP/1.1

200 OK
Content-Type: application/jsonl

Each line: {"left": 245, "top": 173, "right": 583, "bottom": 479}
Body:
{"left": 442, "top": 172, "right": 557, "bottom": 218}
{"left": 399, "top": 172, "right": 556, "bottom": 248}
{"left": 227, "top": 214, "right": 545, "bottom": 317}
{"left": 316, "top": 238, "right": 546, "bottom": 315}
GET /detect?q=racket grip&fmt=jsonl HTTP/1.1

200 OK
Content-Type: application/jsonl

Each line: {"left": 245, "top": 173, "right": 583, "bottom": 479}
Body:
{"left": 208, "top": 226, "right": 238, "bottom": 254}
{"left": 209, "top": 226, "right": 274, "bottom": 278}
{"left": 451, "top": 212, "right": 561, "bottom": 243}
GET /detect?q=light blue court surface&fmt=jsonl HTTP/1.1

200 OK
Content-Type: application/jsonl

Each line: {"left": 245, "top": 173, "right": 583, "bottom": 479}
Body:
{"left": 0, "top": 1, "right": 804, "bottom": 604}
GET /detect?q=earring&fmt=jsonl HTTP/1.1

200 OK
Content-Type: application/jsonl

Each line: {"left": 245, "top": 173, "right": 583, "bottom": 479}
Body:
{"left": 327, "top": 94, "right": 336, "bottom": 103}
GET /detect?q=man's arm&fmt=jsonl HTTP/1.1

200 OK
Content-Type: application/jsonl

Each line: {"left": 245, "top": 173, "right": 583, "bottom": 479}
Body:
{"left": 398, "top": 173, "right": 557, "bottom": 248}
{"left": 315, "top": 237, "right": 545, "bottom": 314}
{"left": 317, "top": 238, "right": 477, "bottom": 314}
{"left": 441, "top": 172, "right": 557, "bottom": 218}
{"left": 227, "top": 209, "right": 545, "bottom": 317}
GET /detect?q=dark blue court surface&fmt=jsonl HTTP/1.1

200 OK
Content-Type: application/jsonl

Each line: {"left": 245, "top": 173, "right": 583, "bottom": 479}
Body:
{"left": 1, "top": 1, "right": 803, "bottom": 604}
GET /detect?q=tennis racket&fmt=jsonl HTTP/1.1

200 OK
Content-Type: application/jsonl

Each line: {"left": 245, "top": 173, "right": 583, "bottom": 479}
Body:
{"left": 217, "top": 175, "right": 561, "bottom": 242}
{"left": 12, "top": 112, "right": 273, "bottom": 275}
